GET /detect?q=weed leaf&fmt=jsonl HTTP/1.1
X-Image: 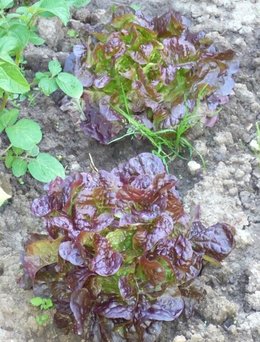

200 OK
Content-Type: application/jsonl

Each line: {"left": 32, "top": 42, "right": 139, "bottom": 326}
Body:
{"left": 28, "top": 152, "right": 65, "bottom": 183}
{"left": 6, "top": 118, "right": 42, "bottom": 150}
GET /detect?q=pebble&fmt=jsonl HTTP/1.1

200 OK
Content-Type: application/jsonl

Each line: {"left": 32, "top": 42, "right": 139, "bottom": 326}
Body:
{"left": 187, "top": 161, "right": 201, "bottom": 175}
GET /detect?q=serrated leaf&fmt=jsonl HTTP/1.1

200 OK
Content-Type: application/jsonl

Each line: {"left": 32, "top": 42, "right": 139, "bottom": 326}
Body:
{"left": 39, "top": 0, "right": 70, "bottom": 25}
{"left": 0, "top": 185, "right": 11, "bottom": 206}
{"left": 6, "top": 119, "right": 42, "bottom": 151}
{"left": 12, "top": 157, "right": 27, "bottom": 177}
{"left": 38, "top": 76, "right": 58, "bottom": 96}
{"left": 0, "top": 109, "right": 19, "bottom": 133}
{"left": 48, "top": 60, "right": 62, "bottom": 77}
{"left": 56, "top": 72, "right": 83, "bottom": 99}
{"left": 28, "top": 153, "right": 65, "bottom": 183}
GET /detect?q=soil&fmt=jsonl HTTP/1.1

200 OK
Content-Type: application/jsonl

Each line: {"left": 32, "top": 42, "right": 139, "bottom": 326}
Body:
{"left": 0, "top": 0, "right": 260, "bottom": 341}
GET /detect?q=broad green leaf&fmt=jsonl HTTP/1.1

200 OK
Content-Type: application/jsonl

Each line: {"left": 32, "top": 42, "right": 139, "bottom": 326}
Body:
{"left": 4, "top": 151, "right": 14, "bottom": 168}
{"left": 38, "top": 76, "right": 58, "bottom": 96}
{"left": 67, "top": 0, "right": 91, "bottom": 8}
{"left": 6, "top": 118, "right": 42, "bottom": 150}
{"left": 0, "top": 60, "right": 30, "bottom": 94}
{"left": 0, "top": 36, "right": 18, "bottom": 55}
{"left": 56, "top": 72, "right": 83, "bottom": 99}
{"left": 48, "top": 60, "right": 61, "bottom": 77}
{"left": 0, "top": 108, "right": 19, "bottom": 133}
{"left": 28, "top": 152, "right": 65, "bottom": 183}
{"left": 0, "top": 0, "right": 13, "bottom": 10}
{"left": 12, "top": 157, "right": 27, "bottom": 177}
{"left": 0, "top": 185, "right": 11, "bottom": 206}
{"left": 8, "top": 23, "right": 31, "bottom": 53}
{"left": 39, "top": 0, "right": 70, "bottom": 25}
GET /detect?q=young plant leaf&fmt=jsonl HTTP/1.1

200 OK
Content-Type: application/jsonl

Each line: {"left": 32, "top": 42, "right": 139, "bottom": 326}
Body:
{"left": 0, "top": 108, "right": 19, "bottom": 133}
{"left": 28, "top": 152, "right": 65, "bottom": 183}
{"left": 4, "top": 151, "right": 14, "bottom": 169}
{"left": 0, "top": 59, "right": 30, "bottom": 94}
{"left": 11, "top": 157, "right": 27, "bottom": 177}
{"left": 48, "top": 60, "right": 62, "bottom": 77}
{"left": 39, "top": 0, "right": 70, "bottom": 25}
{"left": 6, "top": 118, "right": 42, "bottom": 151}
{"left": 31, "top": 297, "right": 44, "bottom": 307}
{"left": 56, "top": 72, "right": 83, "bottom": 99}
{"left": 38, "top": 76, "right": 58, "bottom": 96}
{"left": 0, "top": 0, "right": 13, "bottom": 10}
{"left": 67, "top": 0, "right": 91, "bottom": 8}
{"left": 35, "top": 314, "right": 50, "bottom": 325}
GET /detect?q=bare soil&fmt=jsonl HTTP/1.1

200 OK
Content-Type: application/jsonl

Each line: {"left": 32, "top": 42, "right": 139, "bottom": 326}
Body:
{"left": 0, "top": 1, "right": 259, "bottom": 341}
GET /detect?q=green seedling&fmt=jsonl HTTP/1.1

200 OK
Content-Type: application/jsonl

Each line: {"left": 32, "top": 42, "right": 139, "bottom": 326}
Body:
{"left": 30, "top": 296, "right": 53, "bottom": 326}
{"left": 0, "top": 111, "right": 65, "bottom": 182}
{"left": 67, "top": 28, "right": 78, "bottom": 38}
{"left": 0, "top": 0, "right": 89, "bottom": 183}
{"left": 35, "top": 59, "right": 83, "bottom": 99}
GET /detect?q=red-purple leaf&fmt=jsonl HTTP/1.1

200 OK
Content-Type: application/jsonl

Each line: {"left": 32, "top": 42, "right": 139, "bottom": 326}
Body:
{"left": 190, "top": 222, "right": 235, "bottom": 261}
{"left": 90, "top": 235, "right": 123, "bottom": 276}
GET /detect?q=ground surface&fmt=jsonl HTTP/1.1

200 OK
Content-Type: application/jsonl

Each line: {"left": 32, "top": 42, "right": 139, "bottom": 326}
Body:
{"left": 0, "top": 0, "right": 259, "bottom": 341}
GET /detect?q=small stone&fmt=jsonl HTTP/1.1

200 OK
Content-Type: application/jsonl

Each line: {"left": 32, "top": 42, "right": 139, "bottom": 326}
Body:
{"left": 194, "top": 140, "right": 208, "bottom": 156}
{"left": 187, "top": 161, "right": 201, "bottom": 175}
{"left": 249, "top": 139, "right": 260, "bottom": 152}
{"left": 234, "top": 169, "right": 245, "bottom": 180}
{"left": 70, "top": 161, "right": 81, "bottom": 172}
{"left": 235, "top": 229, "right": 254, "bottom": 248}
{"left": 173, "top": 336, "right": 186, "bottom": 342}
{"left": 228, "top": 187, "right": 238, "bottom": 196}
{"left": 214, "top": 132, "right": 234, "bottom": 146}
{"left": 190, "top": 334, "right": 204, "bottom": 342}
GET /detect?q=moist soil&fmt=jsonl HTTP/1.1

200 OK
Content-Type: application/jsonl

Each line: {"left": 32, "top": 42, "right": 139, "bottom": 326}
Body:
{"left": 0, "top": 1, "right": 259, "bottom": 341}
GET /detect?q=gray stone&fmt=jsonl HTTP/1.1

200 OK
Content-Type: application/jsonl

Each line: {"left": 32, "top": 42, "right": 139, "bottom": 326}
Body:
{"left": 38, "top": 18, "right": 64, "bottom": 49}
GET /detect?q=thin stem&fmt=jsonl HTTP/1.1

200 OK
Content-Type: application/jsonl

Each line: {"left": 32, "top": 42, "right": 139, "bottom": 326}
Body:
{"left": 0, "top": 144, "right": 12, "bottom": 157}
{"left": 0, "top": 92, "right": 9, "bottom": 110}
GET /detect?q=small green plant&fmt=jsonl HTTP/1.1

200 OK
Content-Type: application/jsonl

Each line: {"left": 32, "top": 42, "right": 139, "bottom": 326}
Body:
{"left": 30, "top": 296, "right": 54, "bottom": 326}
{"left": 67, "top": 28, "right": 78, "bottom": 38}
{"left": 0, "top": 0, "right": 86, "bottom": 182}
{"left": 35, "top": 59, "right": 83, "bottom": 99}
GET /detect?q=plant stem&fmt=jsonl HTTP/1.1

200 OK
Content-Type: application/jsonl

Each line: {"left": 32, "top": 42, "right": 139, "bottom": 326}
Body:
{"left": 0, "top": 92, "right": 9, "bottom": 110}
{"left": 0, "top": 144, "right": 12, "bottom": 157}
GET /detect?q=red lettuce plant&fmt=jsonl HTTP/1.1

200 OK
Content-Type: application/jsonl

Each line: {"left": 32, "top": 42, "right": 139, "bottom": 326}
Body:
{"left": 66, "top": 7, "right": 238, "bottom": 145}
{"left": 20, "top": 153, "right": 234, "bottom": 340}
